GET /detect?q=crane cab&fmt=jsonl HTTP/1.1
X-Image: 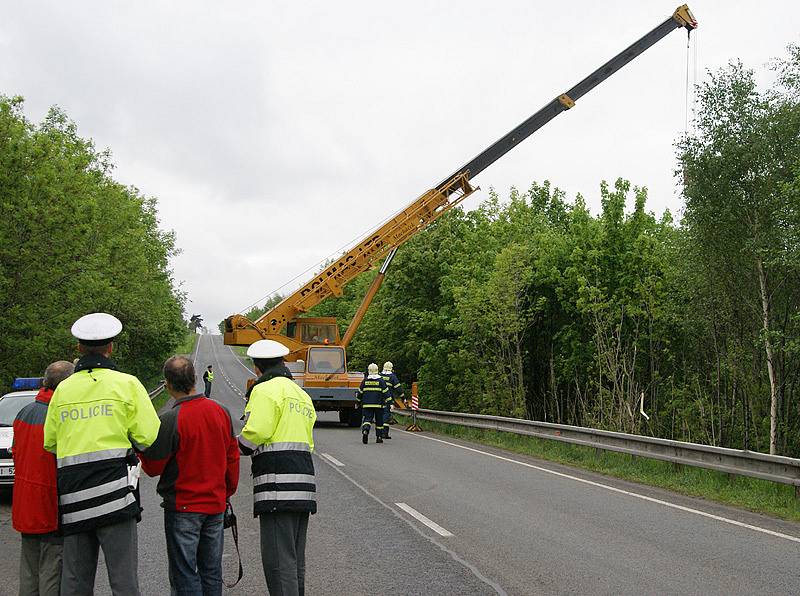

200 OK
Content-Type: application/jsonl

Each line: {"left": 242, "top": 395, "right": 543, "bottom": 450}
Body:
{"left": 283, "top": 317, "right": 339, "bottom": 350}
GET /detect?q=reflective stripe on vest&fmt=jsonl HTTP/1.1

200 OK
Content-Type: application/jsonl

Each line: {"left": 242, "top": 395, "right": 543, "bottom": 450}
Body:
{"left": 207, "top": 371, "right": 214, "bottom": 381}
{"left": 254, "top": 491, "right": 316, "bottom": 503}
{"left": 253, "top": 473, "right": 315, "bottom": 485}
{"left": 253, "top": 441, "right": 311, "bottom": 455}
{"left": 59, "top": 477, "right": 129, "bottom": 505}
{"left": 61, "top": 492, "right": 136, "bottom": 525}
{"left": 57, "top": 447, "right": 129, "bottom": 469}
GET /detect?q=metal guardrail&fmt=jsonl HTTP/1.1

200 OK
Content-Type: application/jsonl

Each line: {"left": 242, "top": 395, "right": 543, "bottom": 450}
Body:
{"left": 394, "top": 408, "right": 800, "bottom": 488}
{"left": 148, "top": 381, "right": 166, "bottom": 400}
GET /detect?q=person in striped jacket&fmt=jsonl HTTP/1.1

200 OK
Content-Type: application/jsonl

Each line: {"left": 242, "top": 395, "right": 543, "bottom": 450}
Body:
{"left": 43, "top": 313, "right": 161, "bottom": 596}
{"left": 238, "top": 339, "right": 316, "bottom": 596}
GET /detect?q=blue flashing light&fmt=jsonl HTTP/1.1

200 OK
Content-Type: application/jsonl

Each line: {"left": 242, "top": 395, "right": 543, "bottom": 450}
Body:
{"left": 11, "top": 377, "right": 43, "bottom": 391}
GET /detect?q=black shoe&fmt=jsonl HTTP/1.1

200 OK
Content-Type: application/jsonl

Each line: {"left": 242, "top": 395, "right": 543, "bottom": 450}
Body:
{"left": 362, "top": 431, "right": 369, "bottom": 444}
{"left": 376, "top": 437, "right": 384, "bottom": 444}
{"left": 384, "top": 434, "right": 392, "bottom": 439}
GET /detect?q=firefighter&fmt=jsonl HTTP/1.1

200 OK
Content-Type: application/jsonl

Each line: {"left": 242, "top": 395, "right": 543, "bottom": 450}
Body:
{"left": 356, "top": 363, "right": 389, "bottom": 444}
{"left": 380, "top": 361, "right": 404, "bottom": 439}
{"left": 43, "top": 313, "right": 161, "bottom": 596}
{"left": 238, "top": 339, "right": 316, "bottom": 596}
{"left": 203, "top": 364, "right": 214, "bottom": 397}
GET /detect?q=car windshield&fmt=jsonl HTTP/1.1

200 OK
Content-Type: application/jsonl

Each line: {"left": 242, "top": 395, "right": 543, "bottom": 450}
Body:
{"left": 307, "top": 347, "right": 346, "bottom": 374}
{"left": 0, "top": 394, "right": 36, "bottom": 426}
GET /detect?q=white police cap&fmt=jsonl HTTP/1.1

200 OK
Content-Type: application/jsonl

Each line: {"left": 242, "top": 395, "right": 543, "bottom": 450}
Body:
{"left": 247, "top": 339, "right": 290, "bottom": 359}
{"left": 71, "top": 312, "right": 122, "bottom": 345}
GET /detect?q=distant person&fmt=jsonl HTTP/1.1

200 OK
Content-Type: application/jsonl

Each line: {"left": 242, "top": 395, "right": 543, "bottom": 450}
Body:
{"left": 43, "top": 312, "right": 161, "bottom": 596}
{"left": 203, "top": 364, "right": 214, "bottom": 397}
{"left": 12, "top": 360, "right": 74, "bottom": 596}
{"left": 379, "top": 361, "right": 404, "bottom": 439}
{"left": 140, "top": 356, "right": 240, "bottom": 596}
{"left": 238, "top": 339, "right": 316, "bottom": 596}
{"left": 356, "top": 363, "right": 389, "bottom": 444}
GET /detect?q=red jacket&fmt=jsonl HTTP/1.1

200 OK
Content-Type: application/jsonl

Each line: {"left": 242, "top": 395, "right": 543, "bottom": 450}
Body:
{"left": 139, "top": 394, "right": 239, "bottom": 514}
{"left": 12, "top": 388, "right": 59, "bottom": 535}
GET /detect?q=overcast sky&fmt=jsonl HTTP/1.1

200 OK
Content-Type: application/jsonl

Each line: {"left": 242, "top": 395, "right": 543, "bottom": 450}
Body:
{"left": 2, "top": 1, "right": 798, "bottom": 328}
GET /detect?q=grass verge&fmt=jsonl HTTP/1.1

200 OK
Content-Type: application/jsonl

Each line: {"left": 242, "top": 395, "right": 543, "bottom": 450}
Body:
{"left": 175, "top": 331, "right": 199, "bottom": 356}
{"left": 408, "top": 417, "right": 800, "bottom": 522}
{"left": 150, "top": 387, "right": 170, "bottom": 412}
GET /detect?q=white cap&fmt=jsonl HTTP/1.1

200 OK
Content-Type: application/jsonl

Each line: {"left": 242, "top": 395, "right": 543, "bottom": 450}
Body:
{"left": 383, "top": 361, "right": 393, "bottom": 372}
{"left": 71, "top": 313, "right": 122, "bottom": 344}
{"left": 247, "top": 339, "right": 290, "bottom": 359}
{"left": 368, "top": 363, "right": 379, "bottom": 374}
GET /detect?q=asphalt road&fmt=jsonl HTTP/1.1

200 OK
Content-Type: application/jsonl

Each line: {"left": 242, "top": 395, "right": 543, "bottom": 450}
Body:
{"left": 2, "top": 333, "right": 799, "bottom": 594}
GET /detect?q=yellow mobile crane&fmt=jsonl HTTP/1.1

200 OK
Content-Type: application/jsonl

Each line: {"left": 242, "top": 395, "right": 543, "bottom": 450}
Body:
{"left": 225, "top": 5, "right": 697, "bottom": 425}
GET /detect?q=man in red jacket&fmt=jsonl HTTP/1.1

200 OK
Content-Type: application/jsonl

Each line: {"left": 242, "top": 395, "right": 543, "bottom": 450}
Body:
{"left": 12, "top": 360, "right": 74, "bottom": 596}
{"left": 139, "top": 356, "right": 239, "bottom": 595}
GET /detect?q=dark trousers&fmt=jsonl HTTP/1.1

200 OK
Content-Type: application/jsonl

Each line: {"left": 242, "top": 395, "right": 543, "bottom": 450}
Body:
{"left": 204, "top": 381, "right": 212, "bottom": 397}
{"left": 164, "top": 511, "right": 224, "bottom": 596}
{"left": 259, "top": 512, "right": 309, "bottom": 596}
{"left": 383, "top": 403, "right": 392, "bottom": 435}
{"left": 19, "top": 534, "right": 62, "bottom": 596}
{"left": 61, "top": 517, "right": 139, "bottom": 596}
{"left": 361, "top": 407, "right": 384, "bottom": 437}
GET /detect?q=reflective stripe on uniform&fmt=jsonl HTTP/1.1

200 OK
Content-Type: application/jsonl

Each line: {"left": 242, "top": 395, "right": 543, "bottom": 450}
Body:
{"left": 57, "top": 447, "right": 129, "bottom": 469}
{"left": 59, "top": 477, "right": 129, "bottom": 505}
{"left": 253, "top": 473, "right": 315, "bottom": 485}
{"left": 254, "top": 491, "right": 315, "bottom": 502}
{"left": 361, "top": 404, "right": 383, "bottom": 408}
{"left": 61, "top": 492, "right": 136, "bottom": 524}
{"left": 253, "top": 441, "right": 311, "bottom": 454}
{"left": 238, "top": 435, "right": 258, "bottom": 451}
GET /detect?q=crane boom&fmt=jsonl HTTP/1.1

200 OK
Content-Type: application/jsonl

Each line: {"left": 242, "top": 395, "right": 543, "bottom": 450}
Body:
{"left": 224, "top": 4, "right": 697, "bottom": 348}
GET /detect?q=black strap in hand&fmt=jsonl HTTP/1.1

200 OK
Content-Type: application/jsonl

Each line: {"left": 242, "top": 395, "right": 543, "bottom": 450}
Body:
{"left": 223, "top": 501, "right": 243, "bottom": 588}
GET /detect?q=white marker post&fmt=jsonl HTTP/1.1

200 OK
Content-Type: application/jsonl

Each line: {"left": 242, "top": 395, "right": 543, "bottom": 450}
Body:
{"left": 406, "top": 382, "right": 423, "bottom": 432}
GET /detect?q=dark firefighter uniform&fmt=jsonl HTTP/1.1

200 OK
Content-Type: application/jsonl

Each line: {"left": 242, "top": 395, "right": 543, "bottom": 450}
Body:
{"left": 43, "top": 312, "right": 161, "bottom": 596}
{"left": 238, "top": 340, "right": 316, "bottom": 596}
{"left": 379, "top": 368, "right": 404, "bottom": 438}
{"left": 356, "top": 370, "right": 390, "bottom": 444}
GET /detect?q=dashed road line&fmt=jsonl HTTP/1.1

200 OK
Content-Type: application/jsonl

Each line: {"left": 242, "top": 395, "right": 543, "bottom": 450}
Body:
{"left": 317, "top": 454, "right": 506, "bottom": 595}
{"left": 319, "top": 453, "right": 345, "bottom": 467}
{"left": 208, "top": 335, "right": 245, "bottom": 398}
{"left": 405, "top": 431, "right": 800, "bottom": 545}
{"left": 396, "top": 502, "right": 454, "bottom": 537}
{"left": 228, "top": 345, "right": 256, "bottom": 377}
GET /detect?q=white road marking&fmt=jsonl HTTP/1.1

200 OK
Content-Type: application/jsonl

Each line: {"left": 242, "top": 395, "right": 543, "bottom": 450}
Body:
{"left": 192, "top": 334, "right": 201, "bottom": 366}
{"left": 316, "top": 456, "right": 504, "bottom": 594}
{"left": 228, "top": 346, "right": 257, "bottom": 377}
{"left": 406, "top": 431, "right": 800, "bottom": 545}
{"left": 319, "top": 453, "right": 345, "bottom": 467}
{"left": 396, "top": 502, "right": 454, "bottom": 537}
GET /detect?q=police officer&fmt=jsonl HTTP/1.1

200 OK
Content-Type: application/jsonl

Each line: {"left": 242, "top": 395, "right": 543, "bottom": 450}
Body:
{"left": 357, "top": 363, "right": 389, "bottom": 444}
{"left": 43, "top": 313, "right": 161, "bottom": 596}
{"left": 379, "top": 361, "right": 404, "bottom": 439}
{"left": 238, "top": 339, "right": 316, "bottom": 596}
{"left": 203, "top": 364, "right": 214, "bottom": 397}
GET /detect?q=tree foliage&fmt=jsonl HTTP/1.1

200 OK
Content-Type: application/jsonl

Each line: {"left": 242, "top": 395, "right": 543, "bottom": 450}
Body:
{"left": 311, "top": 45, "right": 800, "bottom": 455}
{"left": 0, "top": 97, "right": 186, "bottom": 388}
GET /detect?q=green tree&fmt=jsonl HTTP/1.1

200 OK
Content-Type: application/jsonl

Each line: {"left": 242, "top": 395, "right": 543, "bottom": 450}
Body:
{"left": 678, "top": 56, "right": 800, "bottom": 454}
{"left": 0, "top": 97, "right": 186, "bottom": 388}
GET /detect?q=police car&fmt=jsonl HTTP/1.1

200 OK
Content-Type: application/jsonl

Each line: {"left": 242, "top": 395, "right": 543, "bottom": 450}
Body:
{"left": 0, "top": 378, "right": 42, "bottom": 486}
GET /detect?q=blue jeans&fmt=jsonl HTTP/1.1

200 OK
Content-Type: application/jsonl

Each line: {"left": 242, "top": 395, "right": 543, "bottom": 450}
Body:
{"left": 164, "top": 511, "right": 224, "bottom": 596}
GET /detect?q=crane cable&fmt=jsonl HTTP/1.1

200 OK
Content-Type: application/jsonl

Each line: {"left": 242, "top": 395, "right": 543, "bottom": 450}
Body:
{"left": 684, "top": 27, "right": 699, "bottom": 137}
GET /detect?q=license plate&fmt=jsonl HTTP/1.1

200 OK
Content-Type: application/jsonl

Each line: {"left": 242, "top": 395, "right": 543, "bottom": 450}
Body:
{"left": 0, "top": 467, "right": 14, "bottom": 476}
